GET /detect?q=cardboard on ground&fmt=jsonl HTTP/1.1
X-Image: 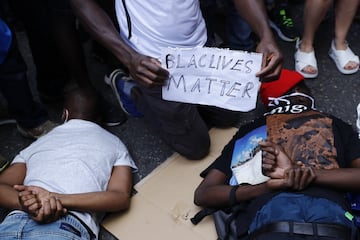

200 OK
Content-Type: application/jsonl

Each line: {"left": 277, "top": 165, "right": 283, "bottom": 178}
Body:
{"left": 101, "top": 127, "right": 238, "bottom": 240}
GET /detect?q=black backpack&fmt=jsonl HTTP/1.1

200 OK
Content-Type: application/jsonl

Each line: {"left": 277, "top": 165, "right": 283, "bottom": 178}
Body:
{"left": 191, "top": 203, "right": 247, "bottom": 240}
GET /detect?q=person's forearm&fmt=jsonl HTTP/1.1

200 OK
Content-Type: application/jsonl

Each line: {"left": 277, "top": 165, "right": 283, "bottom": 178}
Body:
{"left": 0, "top": 184, "right": 21, "bottom": 210}
{"left": 233, "top": 0, "right": 274, "bottom": 40}
{"left": 52, "top": 190, "right": 131, "bottom": 213}
{"left": 195, "top": 183, "right": 269, "bottom": 208}
{"left": 69, "top": 0, "right": 135, "bottom": 68}
{"left": 313, "top": 168, "right": 360, "bottom": 192}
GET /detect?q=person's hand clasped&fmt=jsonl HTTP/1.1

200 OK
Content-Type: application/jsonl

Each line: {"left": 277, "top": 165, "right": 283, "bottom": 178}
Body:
{"left": 14, "top": 185, "right": 67, "bottom": 223}
{"left": 128, "top": 53, "right": 169, "bottom": 88}
{"left": 260, "top": 141, "right": 316, "bottom": 191}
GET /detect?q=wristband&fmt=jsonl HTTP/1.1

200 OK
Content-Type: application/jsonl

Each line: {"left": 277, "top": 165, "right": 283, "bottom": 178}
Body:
{"left": 229, "top": 185, "right": 239, "bottom": 206}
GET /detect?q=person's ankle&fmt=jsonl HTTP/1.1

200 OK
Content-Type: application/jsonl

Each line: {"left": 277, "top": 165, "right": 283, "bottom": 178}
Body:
{"left": 333, "top": 39, "right": 347, "bottom": 50}
{"left": 299, "top": 41, "right": 314, "bottom": 53}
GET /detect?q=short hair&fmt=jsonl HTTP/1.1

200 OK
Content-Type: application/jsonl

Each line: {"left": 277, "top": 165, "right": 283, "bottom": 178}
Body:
{"left": 63, "top": 87, "right": 101, "bottom": 122}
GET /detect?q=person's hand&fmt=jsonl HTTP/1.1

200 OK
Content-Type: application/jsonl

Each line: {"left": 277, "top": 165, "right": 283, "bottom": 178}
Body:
{"left": 255, "top": 38, "right": 283, "bottom": 82}
{"left": 260, "top": 140, "right": 291, "bottom": 178}
{"left": 267, "top": 165, "right": 316, "bottom": 191}
{"left": 32, "top": 196, "right": 65, "bottom": 223}
{"left": 14, "top": 185, "right": 67, "bottom": 223}
{"left": 128, "top": 53, "right": 169, "bottom": 88}
{"left": 16, "top": 187, "right": 42, "bottom": 217}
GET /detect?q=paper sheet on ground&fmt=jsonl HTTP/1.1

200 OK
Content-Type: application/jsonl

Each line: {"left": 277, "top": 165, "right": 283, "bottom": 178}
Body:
{"left": 161, "top": 47, "right": 263, "bottom": 112}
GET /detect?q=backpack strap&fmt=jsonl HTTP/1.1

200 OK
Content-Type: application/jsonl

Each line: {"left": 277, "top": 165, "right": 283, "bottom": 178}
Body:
{"left": 121, "top": 0, "right": 132, "bottom": 39}
{"left": 191, "top": 208, "right": 217, "bottom": 225}
{"left": 191, "top": 185, "right": 240, "bottom": 225}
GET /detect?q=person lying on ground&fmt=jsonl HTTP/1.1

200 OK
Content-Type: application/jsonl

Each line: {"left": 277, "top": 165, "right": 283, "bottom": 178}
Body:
{"left": 0, "top": 87, "right": 137, "bottom": 240}
{"left": 194, "top": 69, "right": 360, "bottom": 239}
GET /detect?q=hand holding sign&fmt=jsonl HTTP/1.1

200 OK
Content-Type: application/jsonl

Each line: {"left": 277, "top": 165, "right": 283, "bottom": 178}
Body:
{"left": 161, "top": 47, "right": 263, "bottom": 112}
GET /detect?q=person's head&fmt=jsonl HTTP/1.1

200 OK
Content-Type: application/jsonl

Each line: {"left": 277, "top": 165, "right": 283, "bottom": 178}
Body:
{"left": 260, "top": 69, "right": 315, "bottom": 114}
{"left": 62, "top": 87, "right": 101, "bottom": 123}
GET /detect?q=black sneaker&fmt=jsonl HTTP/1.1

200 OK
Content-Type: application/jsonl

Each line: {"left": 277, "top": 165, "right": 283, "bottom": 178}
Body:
{"left": 269, "top": 8, "right": 299, "bottom": 42}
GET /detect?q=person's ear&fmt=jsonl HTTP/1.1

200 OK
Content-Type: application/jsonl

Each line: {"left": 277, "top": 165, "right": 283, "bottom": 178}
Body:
{"left": 61, "top": 109, "right": 69, "bottom": 123}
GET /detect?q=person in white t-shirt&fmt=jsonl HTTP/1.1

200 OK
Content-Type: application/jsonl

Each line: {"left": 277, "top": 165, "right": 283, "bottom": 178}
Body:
{"left": 0, "top": 87, "right": 137, "bottom": 240}
{"left": 70, "top": 0, "right": 284, "bottom": 160}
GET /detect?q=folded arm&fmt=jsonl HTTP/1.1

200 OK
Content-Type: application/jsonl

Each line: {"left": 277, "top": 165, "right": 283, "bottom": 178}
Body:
{"left": 17, "top": 165, "right": 134, "bottom": 214}
{"left": 260, "top": 140, "right": 360, "bottom": 192}
{"left": 312, "top": 159, "right": 360, "bottom": 192}
{"left": 194, "top": 168, "right": 270, "bottom": 208}
{"left": 0, "top": 163, "right": 26, "bottom": 210}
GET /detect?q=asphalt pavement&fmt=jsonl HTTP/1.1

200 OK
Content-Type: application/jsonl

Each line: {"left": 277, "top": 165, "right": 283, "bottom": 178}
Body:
{"left": 1, "top": 2, "right": 360, "bottom": 240}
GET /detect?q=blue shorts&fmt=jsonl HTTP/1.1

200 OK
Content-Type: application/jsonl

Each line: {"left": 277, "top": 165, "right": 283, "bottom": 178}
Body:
{"left": 0, "top": 211, "right": 93, "bottom": 240}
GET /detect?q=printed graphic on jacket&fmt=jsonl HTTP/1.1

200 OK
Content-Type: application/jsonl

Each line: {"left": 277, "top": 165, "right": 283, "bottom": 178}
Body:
{"left": 230, "top": 125, "right": 269, "bottom": 185}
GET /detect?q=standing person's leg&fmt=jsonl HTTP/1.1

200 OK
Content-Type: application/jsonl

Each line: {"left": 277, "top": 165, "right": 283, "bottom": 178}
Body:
{"left": 0, "top": 38, "right": 55, "bottom": 139}
{"left": 47, "top": 0, "right": 90, "bottom": 89}
{"left": 300, "top": 0, "right": 331, "bottom": 53}
{"left": 47, "top": 0, "right": 127, "bottom": 126}
{"left": 295, "top": 0, "right": 332, "bottom": 78}
{"left": 0, "top": 72, "right": 49, "bottom": 131}
{"left": 328, "top": 0, "right": 359, "bottom": 74}
{"left": 10, "top": 0, "right": 67, "bottom": 102}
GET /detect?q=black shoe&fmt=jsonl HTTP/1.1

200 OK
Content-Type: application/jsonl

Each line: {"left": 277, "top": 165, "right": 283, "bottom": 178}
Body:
{"left": 100, "top": 100, "right": 128, "bottom": 127}
{"left": 268, "top": 7, "right": 299, "bottom": 42}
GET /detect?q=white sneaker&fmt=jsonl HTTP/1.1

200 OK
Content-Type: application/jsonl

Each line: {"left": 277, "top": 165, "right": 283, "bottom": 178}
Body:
{"left": 357, "top": 103, "right": 360, "bottom": 139}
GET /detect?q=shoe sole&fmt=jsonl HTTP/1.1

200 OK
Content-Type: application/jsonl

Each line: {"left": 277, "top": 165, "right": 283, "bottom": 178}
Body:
{"left": 104, "top": 69, "right": 126, "bottom": 86}
{"left": 103, "top": 118, "right": 127, "bottom": 127}
{"left": 0, "top": 119, "right": 16, "bottom": 126}
{"left": 269, "top": 21, "right": 298, "bottom": 42}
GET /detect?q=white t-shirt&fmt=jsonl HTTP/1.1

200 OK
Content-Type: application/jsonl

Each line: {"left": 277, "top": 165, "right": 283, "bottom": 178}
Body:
{"left": 115, "top": 0, "right": 207, "bottom": 59}
{"left": 12, "top": 119, "right": 137, "bottom": 239}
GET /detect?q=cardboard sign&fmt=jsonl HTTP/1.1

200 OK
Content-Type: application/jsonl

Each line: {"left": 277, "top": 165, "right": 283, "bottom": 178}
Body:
{"left": 161, "top": 47, "right": 263, "bottom": 111}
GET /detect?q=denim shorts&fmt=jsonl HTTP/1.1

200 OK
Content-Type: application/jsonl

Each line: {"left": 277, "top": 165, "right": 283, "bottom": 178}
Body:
{"left": 0, "top": 211, "right": 93, "bottom": 240}
{"left": 249, "top": 193, "right": 354, "bottom": 234}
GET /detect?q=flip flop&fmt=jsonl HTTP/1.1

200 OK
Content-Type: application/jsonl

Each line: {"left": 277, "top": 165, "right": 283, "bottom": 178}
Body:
{"left": 328, "top": 40, "right": 359, "bottom": 75}
{"left": 294, "top": 39, "right": 318, "bottom": 78}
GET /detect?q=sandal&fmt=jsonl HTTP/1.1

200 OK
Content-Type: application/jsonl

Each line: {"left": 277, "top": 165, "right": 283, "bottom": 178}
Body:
{"left": 294, "top": 39, "right": 318, "bottom": 78}
{"left": 328, "top": 40, "right": 359, "bottom": 75}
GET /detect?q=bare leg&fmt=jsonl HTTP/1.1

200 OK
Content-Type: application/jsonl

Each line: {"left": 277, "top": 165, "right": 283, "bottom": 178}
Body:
{"left": 333, "top": 0, "right": 359, "bottom": 70}
{"left": 299, "top": 0, "right": 332, "bottom": 75}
